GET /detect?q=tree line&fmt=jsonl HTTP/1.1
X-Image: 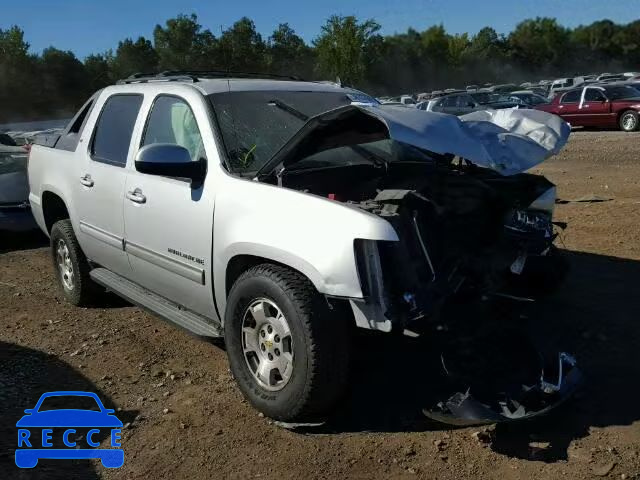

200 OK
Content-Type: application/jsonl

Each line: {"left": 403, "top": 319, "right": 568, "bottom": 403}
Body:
{"left": 1, "top": 14, "right": 639, "bottom": 122}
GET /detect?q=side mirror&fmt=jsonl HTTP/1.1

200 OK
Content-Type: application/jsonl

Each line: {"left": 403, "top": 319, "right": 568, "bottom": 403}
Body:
{"left": 24, "top": 409, "right": 34, "bottom": 414}
{"left": 104, "top": 409, "right": 115, "bottom": 414}
{"left": 135, "top": 143, "right": 206, "bottom": 183}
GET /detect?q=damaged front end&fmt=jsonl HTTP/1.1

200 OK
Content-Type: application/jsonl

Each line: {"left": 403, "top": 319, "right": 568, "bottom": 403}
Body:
{"left": 256, "top": 103, "right": 578, "bottom": 424}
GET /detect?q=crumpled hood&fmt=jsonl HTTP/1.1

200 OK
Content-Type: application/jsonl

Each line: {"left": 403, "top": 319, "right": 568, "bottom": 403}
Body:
{"left": 363, "top": 105, "right": 571, "bottom": 176}
{"left": 261, "top": 104, "right": 570, "bottom": 177}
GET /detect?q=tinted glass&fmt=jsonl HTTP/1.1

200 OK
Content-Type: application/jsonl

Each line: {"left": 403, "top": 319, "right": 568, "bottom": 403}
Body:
{"left": 143, "top": 96, "right": 205, "bottom": 161}
{"left": 456, "top": 95, "right": 474, "bottom": 107}
{"left": 38, "top": 396, "right": 101, "bottom": 412}
{"left": 92, "top": 95, "right": 143, "bottom": 166}
{"left": 584, "top": 89, "right": 606, "bottom": 101}
{"left": 603, "top": 86, "right": 640, "bottom": 100}
{"left": 561, "top": 90, "right": 581, "bottom": 103}
{"left": 209, "top": 90, "right": 354, "bottom": 173}
{"left": 442, "top": 96, "right": 458, "bottom": 107}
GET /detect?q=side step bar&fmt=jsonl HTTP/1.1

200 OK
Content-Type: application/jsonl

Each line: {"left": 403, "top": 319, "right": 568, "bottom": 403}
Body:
{"left": 90, "top": 268, "right": 223, "bottom": 339}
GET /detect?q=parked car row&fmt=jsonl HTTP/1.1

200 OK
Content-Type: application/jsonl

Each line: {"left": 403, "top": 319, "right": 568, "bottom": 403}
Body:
{"left": 385, "top": 71, "right": 640, "bottom": 107}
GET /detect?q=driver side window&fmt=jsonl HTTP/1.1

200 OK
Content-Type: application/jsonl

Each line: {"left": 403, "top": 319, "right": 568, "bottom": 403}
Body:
{"left": 585, "top": 89, "right": 606, "bottom": 102}
{"left": 142, "top": 96, "right": 205, "bottom": 161}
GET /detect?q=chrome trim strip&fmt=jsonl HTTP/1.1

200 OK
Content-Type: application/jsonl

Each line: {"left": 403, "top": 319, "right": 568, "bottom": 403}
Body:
{"left": 125, "top": 241, "right": 205, "bottom": 285}
{"left": 79, "top": 221, "right": 124, "bottom": 250}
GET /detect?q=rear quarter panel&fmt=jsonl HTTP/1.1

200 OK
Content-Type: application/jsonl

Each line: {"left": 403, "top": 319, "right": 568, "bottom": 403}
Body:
{"left": 28, "top": 144, "right": 79, "bottom": 236}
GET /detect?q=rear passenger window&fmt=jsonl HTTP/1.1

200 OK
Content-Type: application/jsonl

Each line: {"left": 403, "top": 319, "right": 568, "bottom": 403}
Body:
{"left": 142, "top": 96, "right": 205, "bottom": 161}
{"left": 561, "top": 90, "right": 581, "bottom": 103}
{"left": 91, "top": 94, "right": 143, "bottom": 166}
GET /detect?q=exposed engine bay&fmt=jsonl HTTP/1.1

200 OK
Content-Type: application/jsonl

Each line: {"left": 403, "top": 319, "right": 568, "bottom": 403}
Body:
{"left": 255, "top": 104, "right": 579, "bottom": 425}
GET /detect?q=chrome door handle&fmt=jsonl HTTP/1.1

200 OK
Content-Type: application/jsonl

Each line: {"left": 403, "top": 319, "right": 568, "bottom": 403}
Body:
{"left": 80, "top": 174, "right": 94, "bottom": 187}
{"left": 126, "top": 188, "right": 146, "bottom": 204}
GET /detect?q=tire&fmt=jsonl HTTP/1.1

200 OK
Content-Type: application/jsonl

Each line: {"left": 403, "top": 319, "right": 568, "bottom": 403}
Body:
{"left": 50, "top": 219, "right": 100, "bottom": 306}
{"left": 619, "top": 110, "right": 639, "bottom": 132}
{"left": 224, "top": 263, "right": 349, "bottom": 422}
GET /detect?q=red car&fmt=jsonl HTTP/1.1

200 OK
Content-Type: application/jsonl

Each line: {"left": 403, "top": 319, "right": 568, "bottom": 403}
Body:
{"left": 535, "top": 84, "right": 640, "bottom": 132}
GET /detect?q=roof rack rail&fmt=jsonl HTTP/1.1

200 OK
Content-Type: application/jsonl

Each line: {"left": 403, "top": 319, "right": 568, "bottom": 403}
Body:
{"left": 117, "top": 70, "right": 304, "bottom": 85}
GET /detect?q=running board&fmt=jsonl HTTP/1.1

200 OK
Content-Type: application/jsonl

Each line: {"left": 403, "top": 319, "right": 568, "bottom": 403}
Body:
{"left": 90, "top": 268, "right": 222, "bottom": 339}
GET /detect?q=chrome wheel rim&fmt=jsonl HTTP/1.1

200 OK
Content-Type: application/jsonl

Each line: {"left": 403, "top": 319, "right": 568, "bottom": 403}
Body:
{"left": 56, "top": 239, "right": 74, "bottom": 290}
{"left": 241, "top": 298, "right": 294, "bottom": 391}
{"left": 623, "top": 113, "right": 637, "bottom": 131}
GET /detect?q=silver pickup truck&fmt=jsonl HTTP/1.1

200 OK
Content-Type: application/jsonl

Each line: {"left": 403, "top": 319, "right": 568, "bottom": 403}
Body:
{"left": 28, "top": 72, "right": 580, "bottom": 424}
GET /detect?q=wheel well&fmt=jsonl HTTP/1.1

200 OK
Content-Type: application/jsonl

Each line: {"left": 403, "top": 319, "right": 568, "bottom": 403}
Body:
{"left": 619, "top": 109, "right": 638, "bottom": 121}
{"left": 42, "top": 191, "right": 69, "bottom": 233}
{"left": 226, "top": 255, "right": 320, "bottom": 298}
{"left": 224, "top": 254, "right": 356, "bottom": 330}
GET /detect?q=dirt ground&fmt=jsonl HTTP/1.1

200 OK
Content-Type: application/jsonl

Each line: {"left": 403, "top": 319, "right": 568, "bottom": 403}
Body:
{"left": 1, "top": 130, "right": 640, "bottom": 479}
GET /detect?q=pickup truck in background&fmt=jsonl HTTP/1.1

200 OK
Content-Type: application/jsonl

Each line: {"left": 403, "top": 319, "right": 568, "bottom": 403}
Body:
{"left": 28, "top": 72, "right": 579, "bottom": 425}
{"left": 536, "top": 83, "right": 640, "bottom": 131}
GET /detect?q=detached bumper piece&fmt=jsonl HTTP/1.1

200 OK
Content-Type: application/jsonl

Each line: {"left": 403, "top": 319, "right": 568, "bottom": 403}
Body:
{"left": 423, "top": 352, "right": 582, "bottom": 426}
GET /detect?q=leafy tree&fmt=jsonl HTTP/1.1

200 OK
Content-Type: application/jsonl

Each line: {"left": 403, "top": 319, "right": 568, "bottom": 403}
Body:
{"left": 110, "top": 37, "right": 158, "bottom": 78}
{"left": 153, "top": 14, "right": 216, "bottom": 70}
{"left": 0, "top": 26, "right": 39, "bottom": 121}
{"left": 218, "top": 17, "right": 266, "bottom": 72}
{"left": 4, "top": 15, "right": 640, "bottom": 123}
{"left": 84, "top": 53, "right": 112, "bottom": 91}
{"left": 267, "top": 23, "right": 314, "bottom": 78}
{"left": 508, "top": 17, "right": 570, "bottom": 72}
{"left": 39, "top": 47, "right": 90, "bottom": 113}
{"left": 313, "top": 15, "right": 381, "bottom": 85}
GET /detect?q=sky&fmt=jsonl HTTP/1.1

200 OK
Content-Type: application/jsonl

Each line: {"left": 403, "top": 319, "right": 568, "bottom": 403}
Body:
{"left": 1, "top": 0, "right": 638, "bottom": 59}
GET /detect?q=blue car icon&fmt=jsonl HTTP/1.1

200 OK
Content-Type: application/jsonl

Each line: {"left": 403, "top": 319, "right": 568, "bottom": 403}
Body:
{"left": 16, "top": 391, "right": 123, "bottom": 468}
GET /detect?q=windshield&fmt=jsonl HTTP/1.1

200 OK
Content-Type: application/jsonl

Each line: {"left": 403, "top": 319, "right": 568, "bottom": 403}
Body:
{"left": 470, "top": 92, "right": 503, "bottom": 104}
{"left": 604, "top": 85, "right": 640, "bottom": 100}
{"left": 287, "top": 139, "right": 436, "bottom": 173}
{"left": 512, "top": 93, "right": 548, "bottom": 105}
{"left": 37, "top": 395, "right": 101, "bottom": 412}
{"left": 209, "top": 90, "right": 366, "bottom": 174}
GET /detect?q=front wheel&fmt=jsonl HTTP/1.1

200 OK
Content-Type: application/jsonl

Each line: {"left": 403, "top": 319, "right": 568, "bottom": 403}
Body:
{"left": 619, "top": 110, "right": 639, "bottom": 132}
{"left": 224, "top": 264, "right": 349, "bottom": 422}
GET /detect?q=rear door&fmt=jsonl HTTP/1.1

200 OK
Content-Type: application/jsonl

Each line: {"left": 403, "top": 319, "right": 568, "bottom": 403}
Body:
{"left": 75, "top": 93, "right": 143, "bottom": 274}
{"left": 123, "top": 93, "right": 217, "bottom": 319}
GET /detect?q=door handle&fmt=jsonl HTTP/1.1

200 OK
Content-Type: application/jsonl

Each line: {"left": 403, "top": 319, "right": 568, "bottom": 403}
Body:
{"left": 79, "top": 174, "right": 94, "bottom": 187}
{"left": 126, "top": 188, "right": 146, "bottom": 204}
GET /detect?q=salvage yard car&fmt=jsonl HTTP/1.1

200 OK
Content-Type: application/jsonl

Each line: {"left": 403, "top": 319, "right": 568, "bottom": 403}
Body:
{"left": 0, "top": 135, "right": 35, "bottom": 231}
{"left": 536, "top": 84, "right": 640, "bottom": 131}
{"left": 28, "top": 72, "right": 579, "bottom": 424}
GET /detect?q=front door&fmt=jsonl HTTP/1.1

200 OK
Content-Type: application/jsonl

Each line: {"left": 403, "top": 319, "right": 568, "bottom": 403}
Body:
{"left": 580, "top": 88, "right": 615, "bottom": 127}
{"left": 123, "top": 94, "right": 217, "bottom": 319}
{"left": 75, "top": 94, "right": 143, "bottom": 275}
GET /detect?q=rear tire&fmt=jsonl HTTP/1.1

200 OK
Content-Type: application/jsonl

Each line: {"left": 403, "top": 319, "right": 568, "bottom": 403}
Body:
{"left": 619, "top": 110, "right": 639, "bottom": 132}
{"left": 50, "top": 219, "right": 100, "bottom": 306}
{"left": 224, "top": 263, "right": 350, "bottom": 422}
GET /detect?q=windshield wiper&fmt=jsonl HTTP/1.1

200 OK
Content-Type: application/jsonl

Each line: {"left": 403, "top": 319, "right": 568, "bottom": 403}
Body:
{"left": 268, "top": 99, "right": 309, "bottom": 122}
